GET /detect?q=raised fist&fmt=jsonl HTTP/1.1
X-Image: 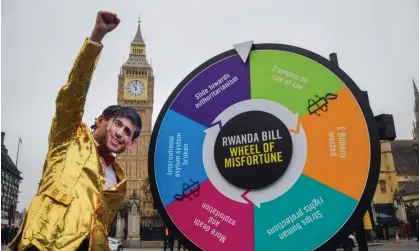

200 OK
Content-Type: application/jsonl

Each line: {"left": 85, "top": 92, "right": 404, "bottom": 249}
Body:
{"left": 91, "top": 11, "right": 120, "bottom": 43}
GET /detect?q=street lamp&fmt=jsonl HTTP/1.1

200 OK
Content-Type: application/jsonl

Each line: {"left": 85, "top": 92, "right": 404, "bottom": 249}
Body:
{"left": 413, "top": 141, "right": 419, "bottom": 164}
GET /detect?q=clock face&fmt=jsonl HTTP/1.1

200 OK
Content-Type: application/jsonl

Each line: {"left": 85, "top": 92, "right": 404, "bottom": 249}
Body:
{"left": 126, "top": 80, "right": 145, "bottom": 97}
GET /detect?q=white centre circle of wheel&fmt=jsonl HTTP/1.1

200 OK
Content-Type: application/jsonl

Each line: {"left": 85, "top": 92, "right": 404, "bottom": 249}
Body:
{"left": 202, "top": 99, "right": 307, "bottom": 207}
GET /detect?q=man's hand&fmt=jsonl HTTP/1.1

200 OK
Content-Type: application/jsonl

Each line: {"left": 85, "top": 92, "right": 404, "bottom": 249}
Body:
{"left": 90, "top": 11, "right": 120, "bottom": 43}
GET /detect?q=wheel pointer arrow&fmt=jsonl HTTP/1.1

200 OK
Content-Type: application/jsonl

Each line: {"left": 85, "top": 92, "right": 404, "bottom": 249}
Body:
{"left": 233, "top": 40, "right": 254, "bottom": 63}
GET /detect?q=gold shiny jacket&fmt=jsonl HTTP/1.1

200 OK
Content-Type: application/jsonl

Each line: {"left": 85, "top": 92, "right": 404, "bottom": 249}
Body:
{"left": 9, "top": 39, "right": 127, "bottom": 251}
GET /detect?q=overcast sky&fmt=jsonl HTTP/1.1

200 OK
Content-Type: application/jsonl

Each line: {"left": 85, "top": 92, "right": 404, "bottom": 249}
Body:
{"left": 2, "top": 0, "right": 419, "bottom": 211}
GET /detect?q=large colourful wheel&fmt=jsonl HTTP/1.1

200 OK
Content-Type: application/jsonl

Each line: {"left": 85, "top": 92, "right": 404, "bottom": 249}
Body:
{"left": 148, "top": 42, "right": 380, "bottom": 251}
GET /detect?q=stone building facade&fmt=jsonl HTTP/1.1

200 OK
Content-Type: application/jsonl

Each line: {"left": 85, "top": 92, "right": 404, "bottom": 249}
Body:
{"left": 1, "top": 132, "right": 23, "bottom": 227}
{"left": 372, "top": 80, "right": 419, "bottom": 226}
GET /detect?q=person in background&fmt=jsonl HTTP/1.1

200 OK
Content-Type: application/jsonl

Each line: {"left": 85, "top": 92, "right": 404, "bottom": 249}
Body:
{"left": 168, "top": 231, "right": 175, "bottom": 251}
{"left": 177, "top": 239, "right": 186, "bottom": 251}
{"left": 164, "top": 228, "right": 170, "bottom": 251}
{"left": 416, "top": 219, "right": 419, "bottom": 242}
{"left": 375, "top": 223, "right": 383, "bottom": 242}
{"left": 404, "top": 221, "right": 413, "bottom": 240}
{"left": 1, "top": 226, "right": 9, "bottom": 245}
{"left": 383, "top": 222, "right": 389, "bottom": 241}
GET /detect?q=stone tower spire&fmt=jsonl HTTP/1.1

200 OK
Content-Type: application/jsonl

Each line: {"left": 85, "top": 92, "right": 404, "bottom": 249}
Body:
{"left": 132, "top": 15, "right": 145, "bottom": 45}
{"left": 123, "top": 15, "right": 150, "bottom": 68}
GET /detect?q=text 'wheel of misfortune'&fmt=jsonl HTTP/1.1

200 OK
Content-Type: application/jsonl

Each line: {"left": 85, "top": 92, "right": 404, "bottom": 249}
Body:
{"left": 148, "top": 43, "right": 380, "bottom": 251}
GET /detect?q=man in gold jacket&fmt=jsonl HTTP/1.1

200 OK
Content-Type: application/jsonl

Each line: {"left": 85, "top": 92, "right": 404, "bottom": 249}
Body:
{"left": 9, "top": 11, "right": 142, "bottom": 251}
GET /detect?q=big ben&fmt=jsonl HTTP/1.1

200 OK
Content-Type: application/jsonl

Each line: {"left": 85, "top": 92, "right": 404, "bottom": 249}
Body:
{"left": 115, "top": 17, "right": 162, "bottom": 245}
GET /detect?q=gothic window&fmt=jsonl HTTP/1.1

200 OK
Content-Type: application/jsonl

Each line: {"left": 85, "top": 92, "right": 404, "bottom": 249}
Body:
{"left": 121, "top": 161, "right": 126, "bottom": 173}
{"left": 142, "top": 143, "right": 147, "bottom": 155}
{"left": 142, "top": 159, "right": 148, "bottom": 177}
{"left": 379, "top": 180, "right": 387, "bottom": 194}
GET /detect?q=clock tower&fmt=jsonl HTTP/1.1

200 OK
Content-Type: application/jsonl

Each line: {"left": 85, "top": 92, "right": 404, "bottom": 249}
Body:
{"left": 117, "top": 18, "right": 155, "bottom": 218}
